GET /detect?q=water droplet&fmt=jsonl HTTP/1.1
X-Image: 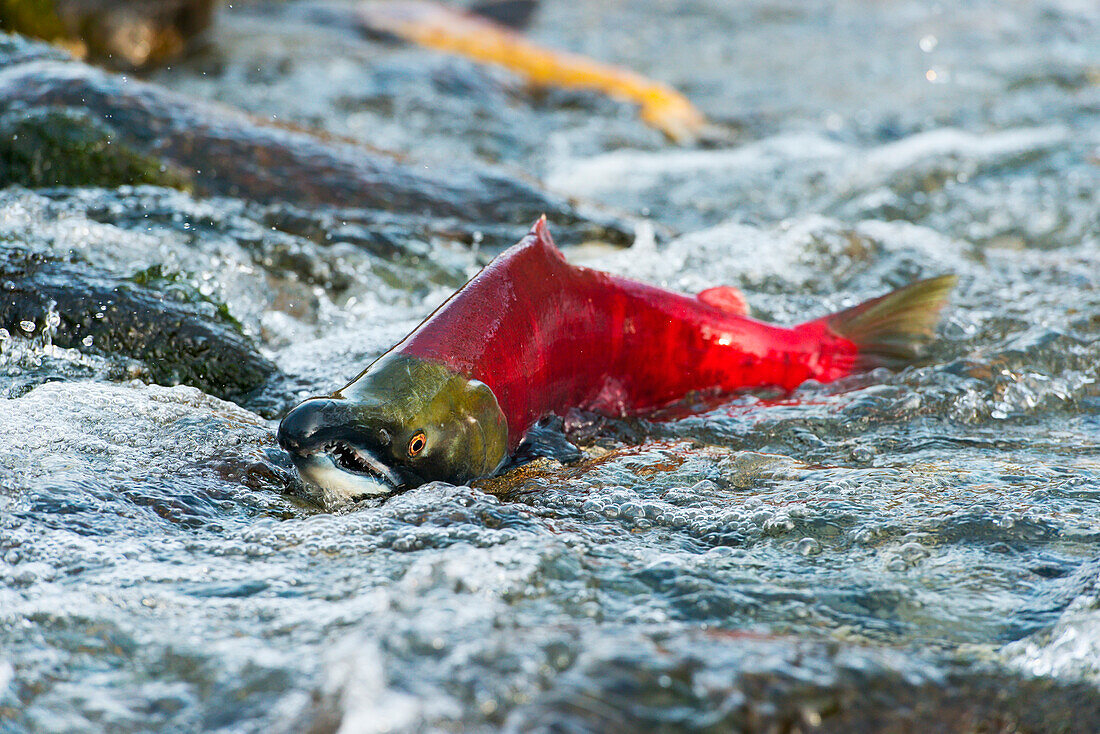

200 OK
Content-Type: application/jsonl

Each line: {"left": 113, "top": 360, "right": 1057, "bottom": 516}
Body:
{"left": 0, "top": 328, "right": 8, "bottom": 341}
{"left": 18, "top": 320, "right": 34, "bottom": 333}
{"left": 45, "top": 312, "right": 60, "bottom": 329}
{"left": 82, "top": 335, "right": 94, "bottom": 347}
{"left": 919, "top": 35, "right": 938, "bottom": 52}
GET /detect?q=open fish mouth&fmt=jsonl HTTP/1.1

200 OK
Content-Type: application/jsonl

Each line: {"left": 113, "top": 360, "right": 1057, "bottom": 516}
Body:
{"left": 324, "top": 440, "right": 397, "bottom": 484}
{"left": 292, "top": 441, "right": 402, "bottom": 502}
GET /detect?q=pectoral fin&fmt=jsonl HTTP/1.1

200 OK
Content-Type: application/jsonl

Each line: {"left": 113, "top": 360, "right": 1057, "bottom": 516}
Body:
{"left": 698, "top": 286, "right": 748, "bottom": 316}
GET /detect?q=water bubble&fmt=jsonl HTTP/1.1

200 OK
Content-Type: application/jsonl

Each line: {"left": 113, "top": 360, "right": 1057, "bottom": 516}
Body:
{"left": 581, "top": 499, "right": 604, "bottom": 513}
{"left": 899, "top": 543, "right": 930, "bottom": 563}
{"left": 886, "top": 557, "right": 909, "bottom": 573}
{"left": 852, "top": 446, "right": 875, "bottom": 463}
{"left": 763, "top": 515, "right": 795, "bottom": 535}
{"left": 919, "top": 35, "right": 938, "bottom": 52}
{"left": 18, "top": 320, "right": 34, "bottom": 333}
{"left": 796, "top": 538, "right": 822, "bottom": 556}
{"left": 688, "top": 480, "right": 721, "bottom": 500}
{"left": 45, "top": 311, "right": 61, "bottom": 329}
{"left": 82, "top": 335, "right": 94, "bottom": 347}
{"left": 751, "top": 510, "right": 773, "bottom": 525}
{"left": 852, "top": 527, "right": 880, "bottom": 545}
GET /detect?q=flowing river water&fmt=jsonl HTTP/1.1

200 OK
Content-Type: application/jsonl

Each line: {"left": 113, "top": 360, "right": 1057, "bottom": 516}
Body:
{"left": 1, "top": 0, "right": 1099, "bottom": 731}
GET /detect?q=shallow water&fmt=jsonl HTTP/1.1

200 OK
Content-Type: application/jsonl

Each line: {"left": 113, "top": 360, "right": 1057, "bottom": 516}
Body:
{"left": 2, "top": 0, "right": 1100, "bottom": 731}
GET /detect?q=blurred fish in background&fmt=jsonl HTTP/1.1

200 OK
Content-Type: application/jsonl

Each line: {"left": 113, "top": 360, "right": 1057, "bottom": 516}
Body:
{"left": 359, "top": 0, "right": 713, "bottom": 143}
{"left": 0, "top": 0, "right": 216, "bottom": 69}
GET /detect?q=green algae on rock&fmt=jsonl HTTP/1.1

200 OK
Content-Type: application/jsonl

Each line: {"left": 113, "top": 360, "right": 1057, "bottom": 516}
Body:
{"left": 0, "top": 108, "right": 191, "bottom": 189}
{"left": 0, "top": 34, "right": 634, "bottom": 247}
{"left": 0, "top": 246, "right": 275, "bottom": 402}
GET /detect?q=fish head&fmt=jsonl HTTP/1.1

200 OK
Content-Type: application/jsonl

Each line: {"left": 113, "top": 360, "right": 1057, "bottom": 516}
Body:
{"left": 277, "top": 353, "right": 508, "bottom": 502}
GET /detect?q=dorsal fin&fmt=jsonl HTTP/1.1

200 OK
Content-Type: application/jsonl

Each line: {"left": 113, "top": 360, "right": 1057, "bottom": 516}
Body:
{"left": 523, "top": 215, "right": 566, "bottom": 259}
{"left": 697, "top": 286, "right": 748, "bottom": 315}
{"left": 532, "top": 214, "right": 551, "bottom": 241}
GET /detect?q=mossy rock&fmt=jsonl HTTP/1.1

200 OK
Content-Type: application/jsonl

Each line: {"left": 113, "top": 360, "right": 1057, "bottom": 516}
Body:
{"left": 0, "top": 40, "right": 636, "bottom": 246}
{"left": 0, "top": 108, "right": 191, "bottom": 189}
{"left": 0, "top": 245, "right": 275, "bottom": 402}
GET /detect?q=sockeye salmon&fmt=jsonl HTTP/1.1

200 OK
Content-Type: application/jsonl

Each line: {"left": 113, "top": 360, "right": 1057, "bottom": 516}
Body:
{"left": 278, "top": 218, "right": 955, "bottom": 501}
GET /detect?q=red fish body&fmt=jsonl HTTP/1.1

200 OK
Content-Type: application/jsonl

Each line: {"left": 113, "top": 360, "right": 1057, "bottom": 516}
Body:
{"left": 399, "top": 218, "right": 856, "bottom": 447}
{"left": 278, "top": 218, "right": 954, "bottom": 497}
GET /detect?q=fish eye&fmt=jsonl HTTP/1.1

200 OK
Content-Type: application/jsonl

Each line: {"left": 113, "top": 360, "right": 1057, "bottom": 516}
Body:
{"left": 408, "top": 432, "right": 427, "bottom": 457}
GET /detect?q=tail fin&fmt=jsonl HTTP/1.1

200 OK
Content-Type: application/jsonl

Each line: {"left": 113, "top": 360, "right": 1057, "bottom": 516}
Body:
{"left": 823, "top": 275, "right": 957, "bottom": 370}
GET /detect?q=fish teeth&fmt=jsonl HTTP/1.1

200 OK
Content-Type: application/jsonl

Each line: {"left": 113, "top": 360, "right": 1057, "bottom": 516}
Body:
{"left": 328, "top": 440, "right": 382, "bottom": 478}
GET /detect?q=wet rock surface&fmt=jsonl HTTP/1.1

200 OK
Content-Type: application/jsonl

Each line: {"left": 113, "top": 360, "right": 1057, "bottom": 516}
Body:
{"left": 2, "top": 1, "right": 1100, "bottom": 732}
{"left": 0, "top": 245, "right": 275, "bottom": 402}
{"left": 0, "top": 107, "right": 190, "bottom": 189}
{"left": 0, "top": 33, "right": 632, "bottom": 246}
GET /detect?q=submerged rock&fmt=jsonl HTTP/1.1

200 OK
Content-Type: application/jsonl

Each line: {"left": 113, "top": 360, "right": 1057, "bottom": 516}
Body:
{"left": 505, "top": 633, "right": 1100, "bottom": 733}
{"left": 0, "top": 245, "right": 275, "bottom": 402}
{"left": 0, "top": 0, "right": 215, "bottom": 69}
{"left": 0, "top": 34, "right": 633, "bottom": 246}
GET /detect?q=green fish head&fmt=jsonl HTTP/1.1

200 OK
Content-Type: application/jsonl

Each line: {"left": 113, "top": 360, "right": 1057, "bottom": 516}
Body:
{"left": 277, "top": 353, "right": 508, "bottom": 502}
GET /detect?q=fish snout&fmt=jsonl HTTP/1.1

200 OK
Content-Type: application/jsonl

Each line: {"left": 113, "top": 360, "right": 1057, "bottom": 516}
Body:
{"left": 277, "top": 397, "right": 349, "bottom": 456}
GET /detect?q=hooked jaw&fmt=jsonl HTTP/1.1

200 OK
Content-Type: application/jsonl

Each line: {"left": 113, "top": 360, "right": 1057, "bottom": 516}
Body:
{"left": 277, "top": 397, "right": 402, "bottom": 501}
{"left": 277, "top": 353, "right": 510, "bottom": 503}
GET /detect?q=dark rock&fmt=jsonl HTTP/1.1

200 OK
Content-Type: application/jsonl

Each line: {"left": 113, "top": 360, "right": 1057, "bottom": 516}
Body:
{"left": 0, "top": 107, "right": 190, "bottom": 188}
{"left": 0, "top": 245, "right": 275, "bottom": 402}
{"left": 508, "top": 637, "right": 1100, "bottom": 734}
{"left": 0, "top": 34, "right": 634, "bottom": 246}
{"left": 468, "top": 0, "right": 540, "bottom": 30}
